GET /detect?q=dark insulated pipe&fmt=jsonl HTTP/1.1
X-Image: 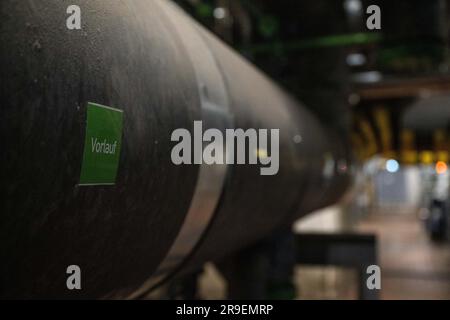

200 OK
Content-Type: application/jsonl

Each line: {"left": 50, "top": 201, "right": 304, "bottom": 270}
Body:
{"left": 0, "top": 0, "right": 351, "bottom": 299}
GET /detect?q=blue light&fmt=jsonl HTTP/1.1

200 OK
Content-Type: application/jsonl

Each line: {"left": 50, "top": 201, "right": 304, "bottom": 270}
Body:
{"left": 386, "top": 159, "right": 400, "bottom": 173}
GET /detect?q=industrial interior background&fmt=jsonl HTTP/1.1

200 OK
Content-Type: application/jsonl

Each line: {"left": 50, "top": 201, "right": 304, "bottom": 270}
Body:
{"left": 1, "top": 0, "right": 450, "bottom": 300}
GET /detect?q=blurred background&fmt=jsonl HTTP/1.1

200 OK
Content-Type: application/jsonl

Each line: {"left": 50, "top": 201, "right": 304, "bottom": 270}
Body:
{"left": 166, "top": 0, "right": 450, "bottom": 300}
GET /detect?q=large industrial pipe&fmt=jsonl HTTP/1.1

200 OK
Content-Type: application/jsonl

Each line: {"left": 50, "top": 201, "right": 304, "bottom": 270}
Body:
{"left": 0, "top": 0, "right": 351, "bottom": 299}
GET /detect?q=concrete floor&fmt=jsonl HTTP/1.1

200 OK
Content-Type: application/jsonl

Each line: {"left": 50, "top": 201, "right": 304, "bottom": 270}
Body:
{"left": 295, "top": 207, "right": 450, "bottom": 299}
{"left": 357, "top": 209, "right": 450, "bottom": 300}
{"left": 198, "top": 206, "right": 450, "bottom": 300}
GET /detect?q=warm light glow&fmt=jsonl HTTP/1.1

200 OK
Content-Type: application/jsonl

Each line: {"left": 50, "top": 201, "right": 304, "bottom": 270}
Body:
{"left": 255, "top": 148, "right": 268, "bottom": 159}
{"left": 436, "top": 161, "right": 448, "bottom": 175}
{"left": 420, "top": 151, "right": 434, "bottom": 164}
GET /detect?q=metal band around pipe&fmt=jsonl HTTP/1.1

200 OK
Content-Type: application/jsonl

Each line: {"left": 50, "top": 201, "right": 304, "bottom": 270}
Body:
{"left": 128, "top": 0, "right": 233, "bottom": 298}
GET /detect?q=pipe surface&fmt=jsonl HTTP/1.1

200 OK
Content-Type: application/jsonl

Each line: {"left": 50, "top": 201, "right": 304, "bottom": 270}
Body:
{"left": 0, "top": 0, "right": 351, "bottom": 299}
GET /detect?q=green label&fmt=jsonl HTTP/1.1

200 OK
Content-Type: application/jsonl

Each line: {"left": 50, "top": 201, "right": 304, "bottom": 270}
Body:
{"left": 79, "top": 102, "right": 123, "bottom": 186}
